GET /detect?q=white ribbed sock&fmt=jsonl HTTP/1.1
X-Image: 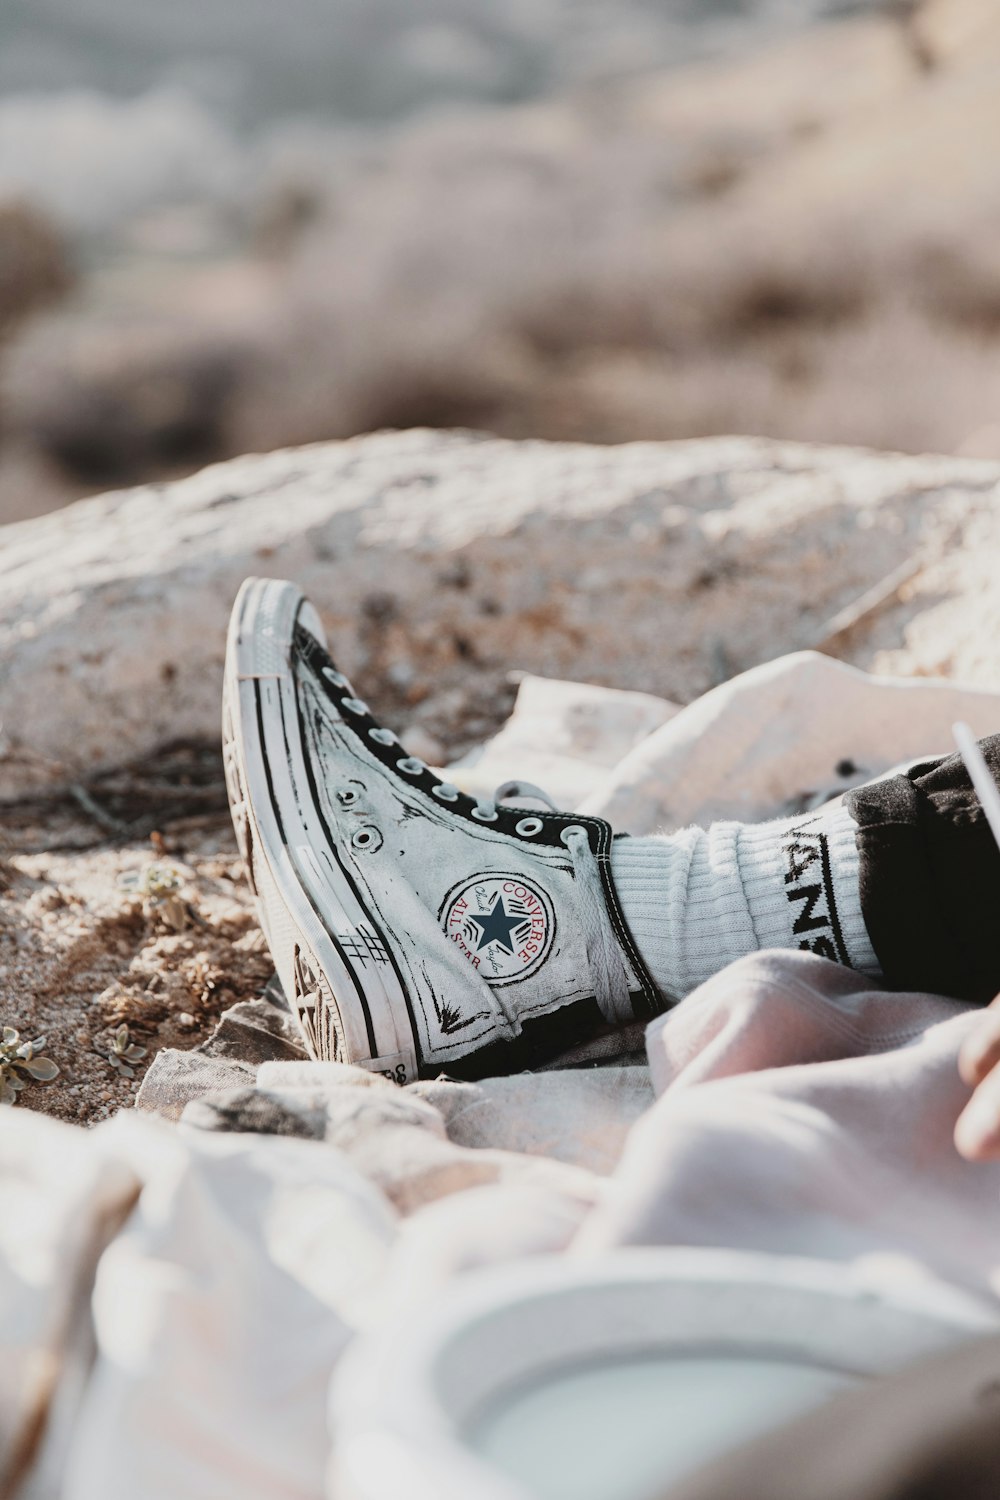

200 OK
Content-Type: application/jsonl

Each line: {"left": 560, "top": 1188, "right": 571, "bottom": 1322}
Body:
{"left": 611, "top": 802, "right": 880, "bottom": 1003}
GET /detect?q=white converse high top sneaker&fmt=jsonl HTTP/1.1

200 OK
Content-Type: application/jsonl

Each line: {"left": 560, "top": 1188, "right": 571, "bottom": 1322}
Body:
{"left": 223, "top": 577, "right": 663, "bottom": 1082}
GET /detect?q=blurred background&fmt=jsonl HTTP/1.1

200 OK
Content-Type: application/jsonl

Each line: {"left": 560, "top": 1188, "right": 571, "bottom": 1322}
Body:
{"left": 0, "top": 0, "right": 998, "bottom": 526}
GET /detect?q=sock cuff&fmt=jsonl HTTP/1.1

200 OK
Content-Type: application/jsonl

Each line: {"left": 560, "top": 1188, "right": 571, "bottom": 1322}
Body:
{"left": 817, "top": 802, "right": 881, "bottom": 976}
{"left": 611, "top": 823, "right": 759, "bottom": 1000}
{"left": 611, "top": 800, "right": 880, "bottom": 1004}
{"left": 737, "top": 803, "right": 879, "bottom": 976}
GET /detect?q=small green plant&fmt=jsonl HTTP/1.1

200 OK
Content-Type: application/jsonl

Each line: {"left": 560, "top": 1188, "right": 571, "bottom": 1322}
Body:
{"left": 0, "top": 1027, "right": 59, "bottom": 1104}
{"left": 118, "top": 861, "right": 189, "bottom": 930}
{"left": 100, "top": 1024, "right": 148, "bottom": 1079}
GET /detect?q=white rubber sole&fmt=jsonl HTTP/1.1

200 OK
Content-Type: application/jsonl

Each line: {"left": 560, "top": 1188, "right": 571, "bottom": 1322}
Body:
{"left": 223, "top": 577, "right": 419, "bottom": 1084}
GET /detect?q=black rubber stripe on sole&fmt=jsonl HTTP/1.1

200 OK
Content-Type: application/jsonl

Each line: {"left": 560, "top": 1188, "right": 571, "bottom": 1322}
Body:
{"left": 437, "top": 996, "right": 608, "bottom": 1081}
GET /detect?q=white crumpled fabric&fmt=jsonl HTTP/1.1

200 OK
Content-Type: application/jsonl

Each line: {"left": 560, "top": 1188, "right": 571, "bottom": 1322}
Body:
{"left": 450, "top": 674, "right": 680, "bottom": 809}
{"left": 6, "top": 652, "right": 1000, "bottom": 1499}
{"left": 42, "top": 1112, "right": 395, "bottom": 1500}
{"left": 0, "top": 1111, "right": 139, "bottom": 1500}
{"left": 580, "top": 649, "right": 1000, "bottom": 830}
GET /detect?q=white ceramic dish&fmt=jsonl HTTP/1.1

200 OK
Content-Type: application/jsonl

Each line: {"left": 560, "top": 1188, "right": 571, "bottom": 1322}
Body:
{"left": 331, "top": 1248, "right": 996, "bottom": 1500}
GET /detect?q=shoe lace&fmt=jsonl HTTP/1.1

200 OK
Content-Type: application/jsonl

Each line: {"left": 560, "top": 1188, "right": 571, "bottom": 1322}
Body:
{"left": 484, "top": 783, "right": 633, "bottom": 1027}
{"left": 480, "top": 780, "right": 560, "bottom": 816}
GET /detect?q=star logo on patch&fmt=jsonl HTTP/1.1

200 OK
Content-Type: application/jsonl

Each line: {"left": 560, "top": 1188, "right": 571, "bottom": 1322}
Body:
{"left": 439, "top": 873, "right": 556, "bottom": 988}
{"left": 468, "top": 891, "right": 523, "bottom": 954}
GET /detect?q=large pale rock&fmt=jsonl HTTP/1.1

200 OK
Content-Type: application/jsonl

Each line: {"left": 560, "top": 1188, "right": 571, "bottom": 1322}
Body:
{"left": 2, "top": 428, "right": 1000, "bottom": 797}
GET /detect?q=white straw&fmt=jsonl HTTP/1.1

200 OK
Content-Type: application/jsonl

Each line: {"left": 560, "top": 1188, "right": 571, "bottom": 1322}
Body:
{"left": 953, "top": 721, "right": 1000, "bottom": 854}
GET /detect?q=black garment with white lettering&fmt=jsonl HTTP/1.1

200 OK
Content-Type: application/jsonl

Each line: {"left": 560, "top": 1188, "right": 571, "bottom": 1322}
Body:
{"left": 847, "top": 734, "right": 1000, "bottom": 1004}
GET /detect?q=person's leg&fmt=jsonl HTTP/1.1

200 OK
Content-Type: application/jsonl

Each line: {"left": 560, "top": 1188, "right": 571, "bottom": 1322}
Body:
{"left": 609, "top": 801, "right": 879, "bottom": 1003}
{"left": 847, "top": 737, "right": 1000, "bottom": 1004}
{"left": 226, "top": 577, "right": 1000, "bottom": 1081}
{"left": 615, "top": 738, "right": 1000, "bottom": 1010}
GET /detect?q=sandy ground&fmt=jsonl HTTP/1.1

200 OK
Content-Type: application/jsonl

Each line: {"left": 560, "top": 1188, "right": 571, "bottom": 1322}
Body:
{"left": 0, "top": 754, "right": 271, "bottom": 1125}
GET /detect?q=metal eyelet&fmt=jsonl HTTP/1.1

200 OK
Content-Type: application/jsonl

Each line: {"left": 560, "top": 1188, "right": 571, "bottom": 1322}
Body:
{"left": 342, "top": 697, "right": 369, "bottom": 716}
{"left": 337, "top": 788, "right": 359, "bottom": 805}
{"left": 431, "top": 783, "right": 459, "bottom": 802}
{"left": 397, "top": 757, "right": 426, "bottom": 777}
{"left": 560, "top": 824, "right": 586, "bottom": 845}
{"left": 351, "top": 826, "right": 383, "bottom": 852}
{"left": 471, "top": 806, "right": 499, "bottom": 823}
{"left": 515, "top": 817, "right": 544, "bottom": 838}
{"left": 322, "top": 667, "right": 351, "bottom": 690}
{"left": 369, "top": 727, "right": 398, "bottom": 747}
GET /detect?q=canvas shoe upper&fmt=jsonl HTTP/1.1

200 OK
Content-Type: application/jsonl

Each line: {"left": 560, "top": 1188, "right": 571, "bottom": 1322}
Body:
{"left": 224, "top": 577, "right": 663, "bottom": 1082}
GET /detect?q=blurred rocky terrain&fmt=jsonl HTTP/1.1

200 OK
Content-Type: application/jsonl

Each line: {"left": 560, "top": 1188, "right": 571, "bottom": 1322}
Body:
{"left": 0, "top": 0, "right": 886, "bottom": 125}
{"left": 0, "top": 0, "right": 999, "bottom": 523}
